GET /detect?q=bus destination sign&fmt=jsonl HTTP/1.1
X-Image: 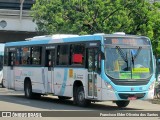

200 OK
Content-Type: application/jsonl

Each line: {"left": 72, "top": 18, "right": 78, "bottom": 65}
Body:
{"left": 105, "top": 37, "right": 150, "bottom": 45}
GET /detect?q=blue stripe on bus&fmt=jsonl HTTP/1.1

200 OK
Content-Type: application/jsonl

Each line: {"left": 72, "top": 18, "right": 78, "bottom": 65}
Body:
{"left": 60, "top": 68, "right": 68, "bottom": 96}
{"left": 63, "top": 35, "right": 102, "bottom": 42}
{"left": 5, "top": 35, "right": 103, "bottom": 47}
{"left": 5, "top": 39, "right": 51, "bottom": 47}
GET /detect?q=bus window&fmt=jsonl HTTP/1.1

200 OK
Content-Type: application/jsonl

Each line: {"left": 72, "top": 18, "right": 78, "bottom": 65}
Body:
{"left": 70, "top": 44, "right": 85, "bottom": 65}
{"left": 31, "top": 46, "right": 42, "bottom": 65}
{"left": 57, "top": 45, "right": 69, "bottom": 65}
{"left": 22, "top": 47, "right": 31, "bottom": 65}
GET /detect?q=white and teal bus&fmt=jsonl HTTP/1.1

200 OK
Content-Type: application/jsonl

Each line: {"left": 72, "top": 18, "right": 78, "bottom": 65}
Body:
{"left": 0, "top": 44, "right": 4, "bottom": 87}
{"left": 3, "top": 33, "right": 155, "bottom": 107}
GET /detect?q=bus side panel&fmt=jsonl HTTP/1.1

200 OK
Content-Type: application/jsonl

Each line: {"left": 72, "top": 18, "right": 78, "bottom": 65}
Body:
{"left": 3, "top": 66, "right": 15, "bottom": 89}
{"left": 14, "top": 67, "right": 24, "bottom": 91}
{"left": 96, "top": 74, "right": 102, "bottom": 100}
{"left": 54, "top": 68, "right": 66, "bottom": 96}
{"left": 54, "top": 68, "right": 87, "bottom": 97}
{"left": 44, "top": 67, "right": 53, "bottom": 93}
{"left": 13, "top": 67, "right": 46, "bottom": 94}
{"left": 3, "top": 66, "right": 9, "bottom": 88}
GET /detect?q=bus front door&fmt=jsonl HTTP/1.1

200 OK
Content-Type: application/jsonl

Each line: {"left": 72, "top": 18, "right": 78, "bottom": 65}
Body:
{"left": 46, "top": 49, "right": 55, "bottom": 93}
{"left": 87, "top": 48, "right": 99, "bottom": 99}
{"left": 8, "top": 52, "right": 16, "bottom": 89}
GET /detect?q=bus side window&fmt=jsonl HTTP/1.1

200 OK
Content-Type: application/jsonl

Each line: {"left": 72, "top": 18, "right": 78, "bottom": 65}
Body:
{"left": 31, "top": 46, "right": 42, "bottom": 65}
{"left": 21, "top": 47, "right": 31, "bottom": 65}
{"left": 57, "top": 45, "right": 69, "bottom": 65}
{"left": 71, "top": 44, "right": 85, "bottom": 65}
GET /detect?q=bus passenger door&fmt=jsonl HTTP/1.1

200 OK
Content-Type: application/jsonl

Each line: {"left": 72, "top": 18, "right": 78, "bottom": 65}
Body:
{"left": 46, "top": 49, "right": 55, "bottom": 93}
{"left": 8, "top": 52, "right": 16, "bottom": 89}
{"left": 87, "top": 48, "right": 99, "bottom": 99}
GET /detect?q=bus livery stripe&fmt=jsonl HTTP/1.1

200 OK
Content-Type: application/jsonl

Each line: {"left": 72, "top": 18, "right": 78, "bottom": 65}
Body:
{"left": 60, "top": 68, "right": 68, "bottom": 96}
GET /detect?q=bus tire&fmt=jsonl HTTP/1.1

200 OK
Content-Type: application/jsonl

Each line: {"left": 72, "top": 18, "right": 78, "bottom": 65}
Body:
{"left": 76, "top": 86, "right": 91, "bottom": 107}
{"left": 24, "top": 81, "right": 33, "bottom": 99}
{"left": 115, "top": 100, "right": 130, "bottom": 108}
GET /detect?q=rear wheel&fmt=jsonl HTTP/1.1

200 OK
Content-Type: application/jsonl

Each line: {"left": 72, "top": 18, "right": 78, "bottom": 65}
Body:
{"left": 24, "top": 81, "right": 41, "bottom": 99}
{"left": 24, "top": 81, "right": 33, "bottom": 99}
{"left": 76, "top": 86, "right": 91, "bottom": 107}
{"left": 115, "top": 100, "right": 130, "bottom": 108}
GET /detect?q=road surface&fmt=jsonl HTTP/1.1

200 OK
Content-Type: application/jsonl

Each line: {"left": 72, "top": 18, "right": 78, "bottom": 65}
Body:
{"left": 0, "top": 86, "right": 160, "bottom": 120}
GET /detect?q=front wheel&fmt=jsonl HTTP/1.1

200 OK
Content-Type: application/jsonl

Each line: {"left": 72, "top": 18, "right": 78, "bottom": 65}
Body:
{"left": 76, "top": 86, "right": 91, "bottom": 107}
{"left": 24, "top": 81, "right": 41, "bottom": 99}
{"left": 115, "top": 100, "right": 130, "bottom": 108}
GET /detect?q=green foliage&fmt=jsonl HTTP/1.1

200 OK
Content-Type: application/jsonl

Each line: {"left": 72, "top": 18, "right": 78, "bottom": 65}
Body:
{"left": 32, "top": 0, "right": 160, "bottom": 55}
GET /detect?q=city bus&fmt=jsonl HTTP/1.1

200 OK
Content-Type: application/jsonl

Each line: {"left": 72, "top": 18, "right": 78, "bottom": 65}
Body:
{"left": 3, "top": 33, "right": 155, "bottom": 107}
{"left": 0, "top": 43, "right": 4, "bottom": 87}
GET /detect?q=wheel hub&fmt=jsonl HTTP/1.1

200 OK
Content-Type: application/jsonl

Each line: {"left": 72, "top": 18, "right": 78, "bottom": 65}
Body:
{"left": 78, "top": 91, "right": 84, "bottom": 102}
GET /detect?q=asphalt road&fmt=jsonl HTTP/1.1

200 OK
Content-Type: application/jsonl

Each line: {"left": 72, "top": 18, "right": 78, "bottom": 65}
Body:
{"left": 0, "top": 86, "right": 160, "bottom": 120}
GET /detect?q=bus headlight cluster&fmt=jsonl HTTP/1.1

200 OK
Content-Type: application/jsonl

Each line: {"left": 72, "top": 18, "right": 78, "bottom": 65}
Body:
{"left": 105, "top": 82, "right": 114, "bottom": 91}
{"left": 149, "top": 81, "right": 155, "bottom": 91}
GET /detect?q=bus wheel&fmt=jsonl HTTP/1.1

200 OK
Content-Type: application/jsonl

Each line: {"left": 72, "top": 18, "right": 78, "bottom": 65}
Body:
{"left": 24, "top": 81, "right": 33, "bottom": 99}
{"left": 115, "top": 100, "right": 130, "bottom": 108}
{"left": 76, "top": 86, "right": 91, "bottom": 107}
{"left": 58, "top": 96, "right": 72, "bottom": 100}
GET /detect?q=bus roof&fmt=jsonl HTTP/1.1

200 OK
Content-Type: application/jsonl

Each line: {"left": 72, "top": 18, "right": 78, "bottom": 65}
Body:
{"left": 5, "top": 33, "right": 149, "bottom": 47}
{"left": 5, "top": 34, "right": 103, "bottom": 47}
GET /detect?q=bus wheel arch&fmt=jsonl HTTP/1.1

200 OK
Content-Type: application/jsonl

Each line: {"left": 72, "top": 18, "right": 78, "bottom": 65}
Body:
{"left": 73, "top": 80, "right": 91, "bottom": 107}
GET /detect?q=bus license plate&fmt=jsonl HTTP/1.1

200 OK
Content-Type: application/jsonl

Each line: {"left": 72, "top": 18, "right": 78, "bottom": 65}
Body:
{"left": 128, "top": 96, "right": 137, "bottom": 100}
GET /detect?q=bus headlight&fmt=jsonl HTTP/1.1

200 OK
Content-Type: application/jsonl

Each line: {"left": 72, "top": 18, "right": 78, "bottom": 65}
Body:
{"left": 149, "top": 81, "right": 155, "bottom": 90}
{"left": 105, "top": 82, "right": 114, "bottom": 91}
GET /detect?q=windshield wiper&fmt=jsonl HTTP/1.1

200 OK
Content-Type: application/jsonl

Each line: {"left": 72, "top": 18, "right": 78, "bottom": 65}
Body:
{"left": 131, "top": 47, "right": 142, "bottom": 68}
{"left": 116, "top": 46, "right": 128, "bottom": 63}
{"left": 116, "top": 46, "right": 129, "bottom": 71}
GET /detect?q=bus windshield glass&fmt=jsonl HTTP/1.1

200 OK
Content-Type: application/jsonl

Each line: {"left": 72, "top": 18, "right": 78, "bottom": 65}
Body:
{"left": 105, "top": 38, "right": 153, "bottom": 80}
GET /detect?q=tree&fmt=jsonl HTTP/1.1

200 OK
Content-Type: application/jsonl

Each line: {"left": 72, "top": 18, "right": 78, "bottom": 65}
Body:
{"left": 31, "top": 0, "right": 160, "bottom": 54}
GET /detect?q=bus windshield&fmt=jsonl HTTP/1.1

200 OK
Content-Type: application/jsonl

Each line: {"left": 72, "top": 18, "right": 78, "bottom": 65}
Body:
{"left": 105, "top": 46, "right": 153, "bottom": 79}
